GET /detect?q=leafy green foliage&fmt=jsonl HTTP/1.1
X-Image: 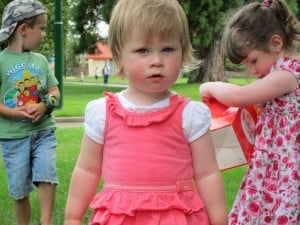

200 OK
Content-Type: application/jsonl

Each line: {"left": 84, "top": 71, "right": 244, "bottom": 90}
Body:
{"left": 71, "top": 0, "right": 300, "bottom": 82}
{"left": 179, "top": 0, "right": 243, "bottom": 59}
{"left": 70, "top": 0, "right": 113, "bottom": 54}
{"left": 0, "top": 0, "right": 69, "bottom": 59}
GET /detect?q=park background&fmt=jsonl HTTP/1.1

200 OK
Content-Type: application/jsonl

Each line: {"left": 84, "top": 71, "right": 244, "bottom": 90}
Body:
{"left": 0, "top": 0, "right": 299, "bottom": 224}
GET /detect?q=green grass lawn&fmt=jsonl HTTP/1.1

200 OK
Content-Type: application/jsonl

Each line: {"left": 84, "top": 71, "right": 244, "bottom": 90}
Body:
{"left": 54, "top": 76, "right": 197, "bottom": 117}
{"left": 0, "top": 77, "right": 249, "bottom": 224}
{"left": 0, "top": 128, "right": 93, "bottom": 225}
{"left": 54, "top": 76, "right": 253, "bottom": 117}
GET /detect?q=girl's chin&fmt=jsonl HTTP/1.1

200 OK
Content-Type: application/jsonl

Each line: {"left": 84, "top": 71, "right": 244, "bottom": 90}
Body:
{"left": 257, "top": 74, "right": 266, "bottom": 79}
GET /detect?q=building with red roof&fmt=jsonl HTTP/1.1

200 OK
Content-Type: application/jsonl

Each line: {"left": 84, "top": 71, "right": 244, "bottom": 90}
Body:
{"left": 85, "top": 41, "right": 113, "bottom": 76}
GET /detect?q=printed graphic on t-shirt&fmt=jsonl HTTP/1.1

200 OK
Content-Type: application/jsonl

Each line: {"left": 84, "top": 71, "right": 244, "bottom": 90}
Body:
{"left": 4, "top": 64, "right": 45, "bottom": 108}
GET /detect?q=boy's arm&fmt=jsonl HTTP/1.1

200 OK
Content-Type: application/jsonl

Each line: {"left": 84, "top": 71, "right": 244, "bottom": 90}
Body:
{"left": 0, "top": 102, "right": 34, "bottom": 120}
{"left": 65, "top": 133, "right": 103, "bottom": 225}
{"left": 191, "top": 130, "right": 228, "bottom": 225}
{"left": 46, "top": 86, "right": 61, "bottom": 101}
{"left": 26, "top": 86, "right": 60, "bottom": 122}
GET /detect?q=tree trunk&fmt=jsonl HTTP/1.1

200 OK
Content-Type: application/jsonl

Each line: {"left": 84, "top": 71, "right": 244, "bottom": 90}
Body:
{"left": 188, "top": 40, "right": 227, "bottom": 83}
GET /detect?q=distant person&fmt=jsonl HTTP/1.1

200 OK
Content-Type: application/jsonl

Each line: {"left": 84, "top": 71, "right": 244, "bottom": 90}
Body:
{"left": 102, "top": 61, "right": 110, "bottom": 84}
{"left": 94, "top": 67, "right": 99, "bottom": 82}
{"left": 80, "top": 72, "right": 84, "bottom": 84}
{"left": 64, "top": 0, "right": 227, "bottom": 224}
{"left": 0, "top": 0, "right": 60, "bottom": 225}
{"left": 200, "top": 0, "right": 300, "bottom": 224}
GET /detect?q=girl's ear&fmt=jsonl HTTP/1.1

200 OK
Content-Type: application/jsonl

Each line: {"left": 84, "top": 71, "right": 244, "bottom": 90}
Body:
{"left": 115, "top": 59, "right": 122, "bottom": 70}
{"left": 268, "top": 34, "right": 283, "bottom": 53}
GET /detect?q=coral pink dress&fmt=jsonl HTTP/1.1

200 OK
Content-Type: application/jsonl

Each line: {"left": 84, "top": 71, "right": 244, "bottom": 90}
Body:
{"left": 89, "top": 93, "right": 209, "bottom": 225}
{"left": 229, "top": 57, "right": 300, "bottom": 224}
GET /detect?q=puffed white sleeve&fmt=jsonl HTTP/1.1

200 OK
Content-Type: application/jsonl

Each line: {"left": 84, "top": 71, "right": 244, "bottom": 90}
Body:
{"left": 84, "top": 97, "right": 106, "bottom": 144}
{"left": 183, "top": 101, "right": 211, "bottom": 143}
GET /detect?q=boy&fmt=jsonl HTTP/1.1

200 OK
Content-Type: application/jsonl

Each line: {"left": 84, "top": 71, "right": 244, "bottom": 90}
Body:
{"left": 0, "top": 1, "right": 60, "bottom": 225}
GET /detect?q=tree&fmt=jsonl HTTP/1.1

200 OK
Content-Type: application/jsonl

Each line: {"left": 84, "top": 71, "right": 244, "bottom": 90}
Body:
{"left": 72, "top": 0, "right": 243, "bottom": 82}
{"left": 70, "top": 0, "right": 113, "bottom": 54}
{"left": 183, "top": 1, "right": 245, "bottom": 82}
{"left": 71, "top": 0, "right": 300, "bottom": 82}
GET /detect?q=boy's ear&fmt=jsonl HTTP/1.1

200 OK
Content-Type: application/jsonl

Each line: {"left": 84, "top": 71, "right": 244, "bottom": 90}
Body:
{"left": 268, "top": 34, "right": 283, "bottom": 53}
{"left": 18, "top": 23, "right": 28, "bottom": 37}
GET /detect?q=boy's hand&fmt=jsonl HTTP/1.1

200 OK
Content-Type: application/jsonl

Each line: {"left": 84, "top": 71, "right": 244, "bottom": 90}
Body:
{"left": 25, "top": 103, "right": 47, "bottom": 123}
{"left": 10, "top": 106, "right": 34, "bottom": 120}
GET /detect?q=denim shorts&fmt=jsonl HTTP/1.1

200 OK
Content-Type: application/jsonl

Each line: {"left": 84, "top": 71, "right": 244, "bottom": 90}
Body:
{"left": 0, "top": 128, "right": 59, "bottom": 199}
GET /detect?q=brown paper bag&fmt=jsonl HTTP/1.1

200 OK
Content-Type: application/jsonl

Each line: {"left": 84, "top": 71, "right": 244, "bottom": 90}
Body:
{"left": 205, "top": 100, "right": 259, "bottom": 170}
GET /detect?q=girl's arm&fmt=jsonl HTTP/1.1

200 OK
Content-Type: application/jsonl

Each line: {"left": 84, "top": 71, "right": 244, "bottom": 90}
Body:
{"left": 199, "top": 70, "right": 297, "bottom": 107}
{"left": 65, "top": 133, "right": 103, "bottom": 225}
{"left": 191, "top": 130, "right": 228, "bottom": 225}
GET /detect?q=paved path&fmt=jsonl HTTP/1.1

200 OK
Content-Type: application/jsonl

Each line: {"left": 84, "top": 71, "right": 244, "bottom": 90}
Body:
{"left": 64, "top": 81, "right": 128, "bottom": 88}
{"left": 56, "top": 117, "right": 84, "bottom": 128}
{"left": 56, "top": 82, "right": 128, "bottom": 128}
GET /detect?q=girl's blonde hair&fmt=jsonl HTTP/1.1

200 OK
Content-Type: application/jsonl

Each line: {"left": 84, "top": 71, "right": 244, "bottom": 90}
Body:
{"left": 108, "top": 0, "right": 199, "bottom": 76}
{"left": 223, "top": 0, "right": 300, "bottom": 64}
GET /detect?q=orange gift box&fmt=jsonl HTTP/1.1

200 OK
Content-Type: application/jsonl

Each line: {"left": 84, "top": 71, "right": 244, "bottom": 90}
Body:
{"left": 205, "top": 100, "right": 259, "bottom": 171}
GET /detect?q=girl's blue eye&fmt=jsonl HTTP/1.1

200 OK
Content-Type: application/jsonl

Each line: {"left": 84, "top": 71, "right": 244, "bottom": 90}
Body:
{"left": 136, "top": 48, "right": 148, "bottom": 54}
{"left": 163, "top": 47, "right": 174, "bottom": 52}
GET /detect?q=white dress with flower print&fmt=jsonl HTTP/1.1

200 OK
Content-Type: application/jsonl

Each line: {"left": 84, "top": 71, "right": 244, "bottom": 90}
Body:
{"left": 229, "top": 57, "right": 300, "bottom": 225}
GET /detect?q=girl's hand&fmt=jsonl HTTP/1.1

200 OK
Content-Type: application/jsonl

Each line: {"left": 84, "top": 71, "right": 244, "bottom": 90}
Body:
{"left": 64, "top": 219, "right": 82, "bottom": 225}
{"left": 199, "top": 82, "right": 214, "bottom": 102}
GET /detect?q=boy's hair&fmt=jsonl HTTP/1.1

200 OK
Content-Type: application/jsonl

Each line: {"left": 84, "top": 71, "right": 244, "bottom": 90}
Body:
{"left": 223, "top": 0, "right": 300, "bottom": 64}
{"left": 108, "top": 0, "right": 199, "bottom": 76}
{"left": 0, "top": 0, "right": 46, "bottom": 42}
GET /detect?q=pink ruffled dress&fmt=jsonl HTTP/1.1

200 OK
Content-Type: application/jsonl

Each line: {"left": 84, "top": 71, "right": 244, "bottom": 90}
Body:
{"left": 89, "top": 93, "right": 209, "bottom": 225}
{"left": 229, "top": 57, "right": 300, "bottom": 224}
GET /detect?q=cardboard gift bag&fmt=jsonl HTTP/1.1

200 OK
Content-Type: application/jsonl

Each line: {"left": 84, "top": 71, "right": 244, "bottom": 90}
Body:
{"left": 205, "top": 100, "right": 259, "bottom": 171}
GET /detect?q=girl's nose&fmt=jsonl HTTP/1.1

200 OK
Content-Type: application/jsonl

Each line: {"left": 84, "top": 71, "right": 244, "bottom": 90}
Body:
{"left": 248, "top": 66, "right": 257, "bottom": 75}
{"left": 150, "top": 53, "right": 162, "bottom": 67}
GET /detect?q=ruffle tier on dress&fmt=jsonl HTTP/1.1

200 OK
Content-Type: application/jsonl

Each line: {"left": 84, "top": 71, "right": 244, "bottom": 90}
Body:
{"left": 90, "top": 182, "right": 209, "bottom": 225}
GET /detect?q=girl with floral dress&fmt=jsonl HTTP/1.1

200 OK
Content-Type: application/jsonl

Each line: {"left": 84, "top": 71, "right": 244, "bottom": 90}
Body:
{"left": 200, "top": 0, "right": 300, "bottom": 224}
{"left": 64, "top": 0, "right": 228, "bottom": 225}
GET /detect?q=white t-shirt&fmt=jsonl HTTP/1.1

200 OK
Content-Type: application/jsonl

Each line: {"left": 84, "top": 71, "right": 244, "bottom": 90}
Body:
{"left": 85, "top": 91, "right": 211, "bottom": 144}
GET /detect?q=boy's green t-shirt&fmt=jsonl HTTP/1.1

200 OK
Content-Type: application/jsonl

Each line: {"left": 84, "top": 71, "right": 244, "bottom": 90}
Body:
{"left": 0, "top": 49, "right": 59, "bottom": 139}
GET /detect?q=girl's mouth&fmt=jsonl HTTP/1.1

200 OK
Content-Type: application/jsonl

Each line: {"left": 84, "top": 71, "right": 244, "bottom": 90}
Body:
{"left": 148, "top": 74, "right": 164, "bottom": 82}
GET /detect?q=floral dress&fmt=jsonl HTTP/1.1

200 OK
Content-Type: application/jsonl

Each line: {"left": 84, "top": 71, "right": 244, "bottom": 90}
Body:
{"left": 229, "top": 57, "right": 300, "bottom": 225}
